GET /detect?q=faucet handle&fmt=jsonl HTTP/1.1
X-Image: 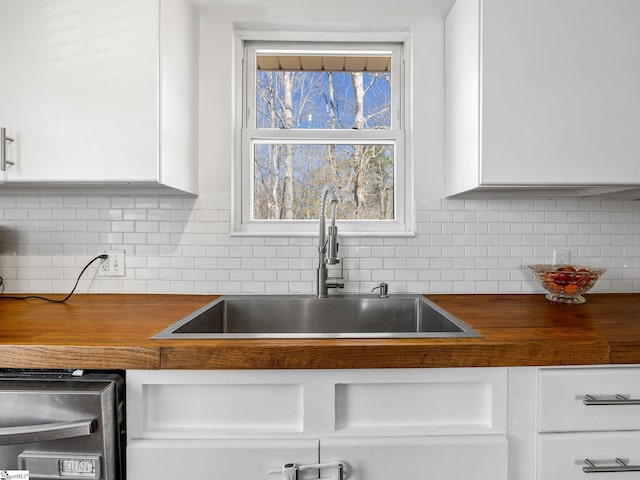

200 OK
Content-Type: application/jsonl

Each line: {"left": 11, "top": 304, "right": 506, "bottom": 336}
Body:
{"left": 371, "top": 283, "right": 389, "bottom": 298}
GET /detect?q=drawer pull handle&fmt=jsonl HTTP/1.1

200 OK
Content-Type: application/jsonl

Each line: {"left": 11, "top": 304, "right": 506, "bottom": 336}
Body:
{"left": 268, "top": 461, "right": 346, "bottom": 480}
{"left": 583, "top": 458, "right": 640, "bottom": 473}
{"left": 583, "top": 394, "right": 640, "bottom": 406}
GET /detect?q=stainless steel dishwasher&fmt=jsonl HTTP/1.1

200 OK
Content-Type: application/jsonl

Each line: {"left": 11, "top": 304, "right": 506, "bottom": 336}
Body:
{"left": 0, "top": 370, "right": 125, "bottom": 480}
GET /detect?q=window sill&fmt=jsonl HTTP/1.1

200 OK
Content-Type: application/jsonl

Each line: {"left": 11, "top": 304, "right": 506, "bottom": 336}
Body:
{"left": 230, "top": 221, "right": 415, "bottom": 237}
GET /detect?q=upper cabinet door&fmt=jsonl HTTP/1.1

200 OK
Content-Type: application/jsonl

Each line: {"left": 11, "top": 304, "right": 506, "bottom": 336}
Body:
{"left": 0, "top": 0, "right": 157, "bottom": 183}
{"left": 445, "top": 0, "right": 640, "bottom": 196}
{"left": 0, "top": 0, "right": 198, "bottom": 193}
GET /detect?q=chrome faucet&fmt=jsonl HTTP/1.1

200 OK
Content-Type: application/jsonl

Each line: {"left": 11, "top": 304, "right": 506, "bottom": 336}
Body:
{"left": 317, "top": 185, "right": 344, "bottom": 297}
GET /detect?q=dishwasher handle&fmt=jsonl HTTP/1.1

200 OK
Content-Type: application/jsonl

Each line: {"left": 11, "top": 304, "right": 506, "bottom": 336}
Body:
{"left": 0, "top": 418, "right": 98, "bottom": 445}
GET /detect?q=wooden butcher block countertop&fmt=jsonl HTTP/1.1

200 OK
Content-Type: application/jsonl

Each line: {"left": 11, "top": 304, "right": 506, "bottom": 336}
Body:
{"left": 0, "top": 293, "right": 638, "bottom": 370}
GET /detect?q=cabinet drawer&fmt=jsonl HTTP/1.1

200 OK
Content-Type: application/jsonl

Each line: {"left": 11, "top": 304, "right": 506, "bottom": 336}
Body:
{"left": 333, "top": 368, "right": 507, "bottom": 436}
{"left": 127, "top": 371, "right": 307, "bottom": 438}
{"left": 538, "top": 431, "right": 640, "bottom": 480}
{"left": 539, "top": 368, "right": 640, "bottom": 432}
{"left": 335, "top": 379, "right": 504, "bottom": 435}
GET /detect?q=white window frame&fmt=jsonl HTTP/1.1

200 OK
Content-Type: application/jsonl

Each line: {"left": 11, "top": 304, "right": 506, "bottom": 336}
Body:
{"left": 231, "top": 29, "right": 414, "bottom": 237}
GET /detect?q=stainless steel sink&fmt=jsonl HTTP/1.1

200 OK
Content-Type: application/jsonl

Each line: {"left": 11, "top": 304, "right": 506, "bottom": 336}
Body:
{"left": 153, "top": 295, "right": 481, "bottom": 339}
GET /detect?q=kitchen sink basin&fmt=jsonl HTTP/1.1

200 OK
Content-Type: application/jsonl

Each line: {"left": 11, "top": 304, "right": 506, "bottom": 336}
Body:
{"left": 153, "top": 294, "right": 481, "bottom": 339}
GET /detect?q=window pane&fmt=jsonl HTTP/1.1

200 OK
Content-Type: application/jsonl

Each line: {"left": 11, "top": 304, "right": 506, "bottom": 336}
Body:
{"left": 253, "top": 143, "right": 394, "bottom": 221}
{"left": 255, "top": 60, "right": 391, "bottom": 130}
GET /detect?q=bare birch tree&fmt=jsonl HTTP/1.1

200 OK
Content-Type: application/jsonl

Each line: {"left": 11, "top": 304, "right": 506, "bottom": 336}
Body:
{"left": 253, "top": 62, "right": 393, "bottom": 221}
{"left": 350, "top": 72, "right": 367, "bottom": 215}
{"left": 282, "top": 71, "right": 294, "bottom": 219}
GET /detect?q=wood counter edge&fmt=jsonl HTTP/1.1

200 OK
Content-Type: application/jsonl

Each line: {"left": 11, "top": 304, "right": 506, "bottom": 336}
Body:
{"left": 0, "top": 345, "right": 160, "bottom": 370}
{"left": 158, "top": 339, "right": 613, "bottom": 370}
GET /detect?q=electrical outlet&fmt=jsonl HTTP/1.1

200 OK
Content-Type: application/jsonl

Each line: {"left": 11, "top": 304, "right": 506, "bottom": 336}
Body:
{"left": 99, "top": 250, "right": 126, "bottom": 277}
{"left": 552, "top": 248, "right": 571, "bottom": 265}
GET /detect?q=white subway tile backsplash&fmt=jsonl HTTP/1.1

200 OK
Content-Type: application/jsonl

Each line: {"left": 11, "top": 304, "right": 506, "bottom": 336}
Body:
{"left": 453, "top": 234, "right": 476, "bottom": 246}
{"left": 17, "top": 197, "right": 41, "bottom": 208}
{"left": 568, "top": 211, "right": 591, "bottom": 222}
{"left": 265, "top": 258, "right": 288, "bottom": 270}
{"left": 442, "top": 269, "right": 464, "bottom": 281}
{"left": 254, "top": 270, "right": 277, "bottom": 282}
{"left": 430, "top": 210, "right": 453, "bottom": 222}
{"left": 123, "top": 233, "right": 146, "bottom": 245}
{"left": 1, "top": 193, "right": 640, "bottom": 295}
{"left": 265, "top": 282, "right": 288, "bottom": 294}
{"left": 488, "top": 223, "right": 510, "bottom": 234}
{"left": 62, "top": 197, "right": 88, "bottom": 208}
{"left": 289, "top": 281, "right": 312, "bottom": 294}
{"left": 147, "top": 233, "right": 173, "bottom": 245}
{"left": 384, "top": 257, "right": 406, "bottom": 270}
{"left": 289, "top": 258, "right": 313, "bottom": 270}
{"left": 371, "top": 269, "right": 394, "bottom": 282}
{"left": 442, "top": 246, "right": 466, "bottom": 258}
{"left": 230, "top": 269, "right": 253, "bottom": 282}
{"left": 464, "top": 269, "right": 488, "bottom": 283}
{"left": 430, "top": 258, "right": 453, "bottom": 270}
{"left": 275, "top": 246, "right": 300, "bottom": 258}
{"left": 348, "top": 269, "right": 372, "bottom": 282}
{"left": 360, "top": 257, "right": 384, "bottom": 270}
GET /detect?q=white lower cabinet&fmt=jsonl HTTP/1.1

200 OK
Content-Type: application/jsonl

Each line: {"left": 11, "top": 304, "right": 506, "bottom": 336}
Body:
{"left": 539, "top": 367, "right": 640, "bottom": 432}
{"left": 126, "top": 368, "right": 508, "bottom": 480}
{"left": 321, "top": 436, "right": 507, "bottom": 480}
{"left": 127, "top": 436, "right": 508, "bottom": 480}
{"left": 128, "top": 439, "right": 319, "bottom": 480}
{"left": 126, "top": 365, "right": 640, "bottom": 480}
{"left": 538, "top": 432, "right": 640, "bottom": 480}
{"left": 536, "top": 367, "right": 640, "bottom": 480}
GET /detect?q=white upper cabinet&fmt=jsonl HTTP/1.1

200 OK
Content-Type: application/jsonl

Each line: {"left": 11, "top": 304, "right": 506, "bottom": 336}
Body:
{"left": 445, "top": 0, "right": 640, "bottom": 196}
{"left": 0, "top": 0, "right": 198, "bottom": 194}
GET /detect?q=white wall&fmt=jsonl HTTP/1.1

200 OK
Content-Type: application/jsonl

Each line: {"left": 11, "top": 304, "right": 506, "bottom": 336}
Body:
{"left": 1, "top": 0, "right": 639, "bottom": 295}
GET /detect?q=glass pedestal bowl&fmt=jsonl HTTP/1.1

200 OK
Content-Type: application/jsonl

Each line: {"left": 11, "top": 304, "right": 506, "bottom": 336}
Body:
{"left": 528, "top": 264, "right": 606, "bottom": 304}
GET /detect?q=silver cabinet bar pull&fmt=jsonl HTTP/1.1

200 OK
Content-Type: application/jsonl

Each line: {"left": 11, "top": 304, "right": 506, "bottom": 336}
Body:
{"left": 584, "top": 458, "right": 640, "bottom": 473}
{"left": 583, "top": 394, "right": 640, "bottom": 406}
{"left": 268, "top": 461, "right": 347, "bottom": 480}
{"left": 0, "top": 127, "right": 15, "bottom": 172}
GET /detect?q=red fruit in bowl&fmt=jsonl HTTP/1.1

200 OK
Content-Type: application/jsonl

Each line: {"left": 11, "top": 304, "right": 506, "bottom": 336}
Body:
{"left": 557, "top": 266, "right": 577, "bottom": 272}
{"left": 528, "top": 264, "right": 606, "bottom": 304}
{"left": 553, "top": 273, "right": 571, "bottom": 285}
{"left": 553, "top": 265, "right": 576, "bottom": 285}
